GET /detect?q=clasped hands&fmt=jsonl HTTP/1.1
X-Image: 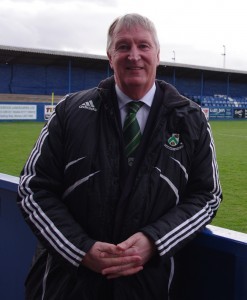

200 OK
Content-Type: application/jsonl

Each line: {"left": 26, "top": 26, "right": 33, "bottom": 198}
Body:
{"left": 82, "top": 232, "right": 155, "bottom": 279}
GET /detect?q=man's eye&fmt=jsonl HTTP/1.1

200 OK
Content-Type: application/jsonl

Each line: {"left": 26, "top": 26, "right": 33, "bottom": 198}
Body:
{"left": 116, "top": 44, "right": 129, "bottom": 51}
{"left": 139, "top": 44, "right": 150, "bottom": 50}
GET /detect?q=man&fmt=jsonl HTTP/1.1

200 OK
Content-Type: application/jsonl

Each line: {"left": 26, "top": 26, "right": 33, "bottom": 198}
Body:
{"left": 17, "top": 13, "right": 222, "bottom": 300}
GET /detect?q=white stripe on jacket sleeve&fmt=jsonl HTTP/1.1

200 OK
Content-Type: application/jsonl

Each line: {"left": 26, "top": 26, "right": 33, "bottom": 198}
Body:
{"left": 155, "top": 124, "right": 222, "bottom": 256}
{"left": 18, "top": 104, "right": 85, "bottom": 267}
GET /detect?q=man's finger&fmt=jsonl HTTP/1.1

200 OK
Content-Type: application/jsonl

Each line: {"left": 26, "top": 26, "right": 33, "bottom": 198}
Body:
{"left": 103, "top": 264, "right": 144, "bottom": 279}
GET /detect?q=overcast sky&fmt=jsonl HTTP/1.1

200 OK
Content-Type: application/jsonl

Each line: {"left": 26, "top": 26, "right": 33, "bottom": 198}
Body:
{"left": 1, "top": 0, "right": 247, "bottom": 71}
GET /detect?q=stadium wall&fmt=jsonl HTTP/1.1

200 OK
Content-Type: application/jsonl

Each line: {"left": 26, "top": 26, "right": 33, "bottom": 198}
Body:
{"left": 1, "top": 60, "right": 247, "bottom": 98}
{"left": 1, "top": 100, "right": 246, "bottom": 122}
{"left": 0, "top": 173, "right": 247, "bottom": 300}
{"left": 0, "top": 63, "right": 108, "bottom": 95}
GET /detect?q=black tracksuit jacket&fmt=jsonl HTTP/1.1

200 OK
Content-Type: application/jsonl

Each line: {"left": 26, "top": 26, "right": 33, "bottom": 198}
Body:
{"left": 17, "top": 77, "right": 222, "bottom": 299}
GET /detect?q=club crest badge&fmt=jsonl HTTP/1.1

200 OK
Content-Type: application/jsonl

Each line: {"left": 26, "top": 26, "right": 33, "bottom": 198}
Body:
{"left": 168, "top": 134, "right": 180, "bottom": 147}
{"left": 165, "top": 133, "right": 183, "bottom": 150}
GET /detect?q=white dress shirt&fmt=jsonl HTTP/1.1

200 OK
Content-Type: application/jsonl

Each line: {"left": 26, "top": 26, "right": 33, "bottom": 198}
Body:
{"left": 116, "top": 83, "right": 156, "bottom": 134}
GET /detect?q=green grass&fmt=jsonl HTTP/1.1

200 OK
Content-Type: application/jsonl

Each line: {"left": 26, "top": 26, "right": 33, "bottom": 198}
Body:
{"left": 209, "top": 120, "right": 247, "bottom": 233}
{"left": 0, "top": 120, "right": 246, "bottom": 233}
{"left": 0, "top": 121, "right": 44, "bottom": 176}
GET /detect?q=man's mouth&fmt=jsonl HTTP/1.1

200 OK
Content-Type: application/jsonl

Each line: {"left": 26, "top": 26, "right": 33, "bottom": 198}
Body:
{"left": 127, "top": 66, "right": 143, "bottom": 70}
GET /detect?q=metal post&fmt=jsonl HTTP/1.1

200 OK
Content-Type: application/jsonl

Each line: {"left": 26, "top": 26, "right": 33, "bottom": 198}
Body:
{"left": 172, "top": 50, "right": 176, "bottom": 62}
{"left": 222, "top": 45, "right": 226, "bottom": 68}
{"left": 226, "top": 73, "right": 230, "bottom": 99}
{"left": 68, "top": 59, "right": 72, "bottom": 93}
{"left": 200, "top": 71, "right": 204, "bottom": 103}
{"left": 173, "top": 68, "right": 176, "bottom": 87}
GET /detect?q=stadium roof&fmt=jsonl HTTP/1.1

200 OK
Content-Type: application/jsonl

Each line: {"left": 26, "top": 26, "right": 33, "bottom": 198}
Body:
{"left": 0, "top": 45, "right": 108, "bottom": 69}
{"left": 0, "top": 45, "right": 247, "bottom": 82}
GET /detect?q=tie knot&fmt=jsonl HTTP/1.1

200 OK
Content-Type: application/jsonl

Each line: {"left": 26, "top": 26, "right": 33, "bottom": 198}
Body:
{"left": 127, "top": 101, "right": 143, "bottom": 114}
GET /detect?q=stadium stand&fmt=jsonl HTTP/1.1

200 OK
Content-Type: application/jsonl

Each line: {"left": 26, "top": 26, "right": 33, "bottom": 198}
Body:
{"left": 1, "top": 45, "right": 247, "bottom": 99}
{"left": 0, "top": 45, "right": 247, "bottom": 120}
{"left": 200, "top": 95, "right": 247, "bottom": 108}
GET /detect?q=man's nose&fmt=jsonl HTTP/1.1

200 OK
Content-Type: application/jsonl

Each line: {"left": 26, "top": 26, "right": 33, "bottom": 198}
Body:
{"left": 128, "top": 46, "right": 141, "bottom": 61}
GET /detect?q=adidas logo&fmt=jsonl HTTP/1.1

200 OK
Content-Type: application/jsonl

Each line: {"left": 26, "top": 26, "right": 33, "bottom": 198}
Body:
{"left": 79, "top": 100, "right": 97, "bottom": 111}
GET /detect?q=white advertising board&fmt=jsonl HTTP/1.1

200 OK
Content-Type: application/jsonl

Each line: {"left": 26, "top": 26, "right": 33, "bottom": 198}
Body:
{"left": 0, "top": 104, "right": 37, "bottom": 120}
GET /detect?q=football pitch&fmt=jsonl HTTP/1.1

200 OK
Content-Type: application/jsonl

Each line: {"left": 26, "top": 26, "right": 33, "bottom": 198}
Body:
{"left": 0, "top": 120, "right": 246, "bottom": 233}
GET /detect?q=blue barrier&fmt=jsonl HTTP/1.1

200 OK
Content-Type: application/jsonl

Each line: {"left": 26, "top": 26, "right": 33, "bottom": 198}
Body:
{"left": 0, "top": 173, "right": 247, "bottom": 300}
{"left": 172, "top": 226, "right": 247, "bottom": 299}
{"left": 0, "top": 174, "right": 36, "bottom": 300}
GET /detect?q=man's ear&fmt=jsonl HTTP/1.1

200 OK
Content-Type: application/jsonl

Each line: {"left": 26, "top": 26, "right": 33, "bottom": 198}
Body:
{"left": 156, "top": 49, "right": 160, "bottom": 66}
{"left": 107, "top": 51, "right": 113, "bottom": 69}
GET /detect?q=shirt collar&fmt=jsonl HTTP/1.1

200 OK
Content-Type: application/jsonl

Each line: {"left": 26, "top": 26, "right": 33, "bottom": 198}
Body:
{"left": 116, "top": 83, "right": 156, "bottom": 109}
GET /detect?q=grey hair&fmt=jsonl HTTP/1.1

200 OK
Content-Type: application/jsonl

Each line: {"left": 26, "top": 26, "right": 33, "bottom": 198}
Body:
{"left": 106, "top": 13, "right": 160, "bottom": 52}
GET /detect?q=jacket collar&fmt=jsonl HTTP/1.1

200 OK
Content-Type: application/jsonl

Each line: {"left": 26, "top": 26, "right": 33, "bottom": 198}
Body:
{"left": 98, "top": 76, "right": 190, "bottom": 109}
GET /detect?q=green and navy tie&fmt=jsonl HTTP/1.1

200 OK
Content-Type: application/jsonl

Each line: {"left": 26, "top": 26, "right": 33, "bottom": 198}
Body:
{"left": 123, "top": 101, "right": 143, "bottom": 165}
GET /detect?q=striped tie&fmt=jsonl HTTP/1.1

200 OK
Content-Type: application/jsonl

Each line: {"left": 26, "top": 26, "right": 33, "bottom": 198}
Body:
{"left": 123, "top": 101, "right": 143, "bottom": 165}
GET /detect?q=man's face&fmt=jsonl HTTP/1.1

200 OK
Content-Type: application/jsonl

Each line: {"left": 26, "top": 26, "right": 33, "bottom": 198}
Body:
{"left": 107, "top": 25, "right": 160, "bottom": 99}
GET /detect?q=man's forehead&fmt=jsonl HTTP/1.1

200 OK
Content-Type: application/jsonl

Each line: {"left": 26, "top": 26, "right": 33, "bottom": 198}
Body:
{"left": 113, "top": 26, "right": 153, "bottom": 42}
{"left": 115, "top": 24, "right": 148, "bottom": 34}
